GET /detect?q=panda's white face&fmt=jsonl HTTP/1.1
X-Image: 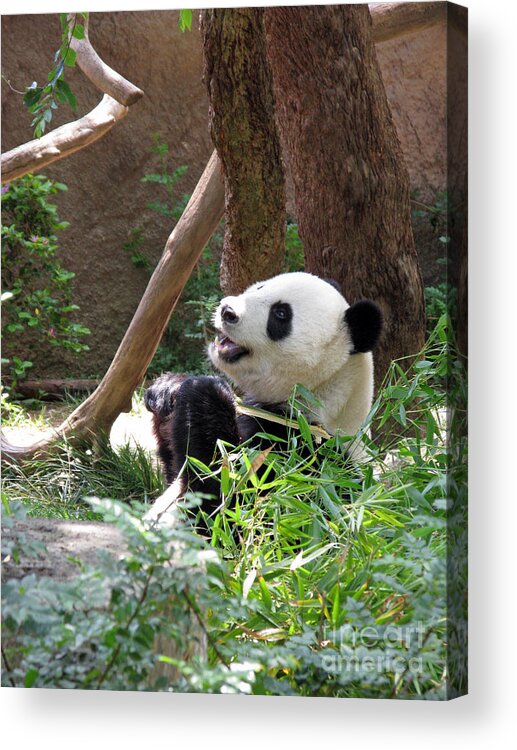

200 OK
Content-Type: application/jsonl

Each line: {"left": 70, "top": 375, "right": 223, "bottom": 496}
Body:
{"left": 209, "top": 272, "right": 355, "bottom": 404}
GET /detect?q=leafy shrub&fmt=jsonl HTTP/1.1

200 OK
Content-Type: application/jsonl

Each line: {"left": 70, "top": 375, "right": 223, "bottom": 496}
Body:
{"left": 2, "top": 498, "right": 230, "bottom": 691}
{"left": 22, "top": 14, "right": 85, "bottom": 138}
{"left": 425, "top": 281, "right": 457, "bottom": 334}
{"left": 1, "top": 175, "right": 90, "bottom": 392}
{"left": 412, "top": 190, "right": 458, "bottom": 336}
{"left": 1, "top": 317, "right": 467, "bottom": 697}
{"left": 284, "top": 220, "right": 304, "bottom": 272}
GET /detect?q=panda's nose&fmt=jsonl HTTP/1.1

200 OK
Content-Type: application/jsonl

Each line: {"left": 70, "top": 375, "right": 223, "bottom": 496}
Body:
{"left": 221, "top": 304, "right": 239, "bottom": 324}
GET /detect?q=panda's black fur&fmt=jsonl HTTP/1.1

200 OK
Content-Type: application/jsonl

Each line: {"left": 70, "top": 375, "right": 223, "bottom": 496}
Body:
{"left": 144, "top": 373, "right": 295, "bottom": 516}
{"left": 144, "top": 272, "right": 382, "bottom": 518}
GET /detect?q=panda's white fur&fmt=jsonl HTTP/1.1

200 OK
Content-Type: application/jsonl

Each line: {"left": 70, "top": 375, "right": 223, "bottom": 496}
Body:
{"left": 145, "top": 271, "right": 382, "bottom": 522}
{"left": 209, "top": 272, "right": 375, "bottom": 449}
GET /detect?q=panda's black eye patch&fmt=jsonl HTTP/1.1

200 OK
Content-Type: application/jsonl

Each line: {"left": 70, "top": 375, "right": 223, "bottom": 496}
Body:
{"left": 267, "top": 302, "right": 293, "bottom": 341}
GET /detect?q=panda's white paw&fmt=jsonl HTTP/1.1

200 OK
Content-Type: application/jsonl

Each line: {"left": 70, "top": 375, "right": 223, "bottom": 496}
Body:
{"left": 144, "top": 478, "right": 184, "bottom": 528}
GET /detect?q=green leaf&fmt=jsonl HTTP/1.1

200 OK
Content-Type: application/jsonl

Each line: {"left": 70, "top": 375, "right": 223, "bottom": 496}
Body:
{"left": 331, "top": 584, "right": 341, "bottom": 626}
{"left": 178, "top": 9, "right": 193, "bottom": 33}
{"left": 23, "top": 86, "right": 43, "bottom": 109}
{"left": 297, "top": 412, "right": 314, "bottom": 450}
{"left": 220, "top": 462, "right": 230, "bottom": 496}
{"left": 145, "top": 200, "right": 172, "bottom": 217}
{"left": 64, "top": 48, "right": 77, "bottom": 68}
{"left": 24, "top": 668, "right": 39, "bottom": 688}
{"left": 103, "top": 628, "right": 118, "bottom": 648}
{"left": 72, "top": 24, "right": 85, "bottom": 40}
{"left": 243, "top": 568, "right": 257, "bottom": 600}
{"left": 290, "top": 544, "right": 335, "bottom": 571}
{"left": 34, "top": 120, "right": 46, "bottom": 138}
{"left": 56, "top": 79, "right": 77, "bottom": 112}
{"left": 141, "top": 174, "right": 172, "bottom": 185}
{"left": 258, "top": 575, "right": 272, "bottom": 610}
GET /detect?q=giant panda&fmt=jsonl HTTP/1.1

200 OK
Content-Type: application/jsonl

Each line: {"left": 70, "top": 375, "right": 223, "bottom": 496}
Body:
{"left": 144, "top": 272, "right": 382, "bottom": 521}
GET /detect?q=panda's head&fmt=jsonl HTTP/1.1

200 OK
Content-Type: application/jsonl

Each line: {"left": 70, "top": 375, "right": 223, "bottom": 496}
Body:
{"left": 209, "top": 272, "right": 382, "bottom": 404}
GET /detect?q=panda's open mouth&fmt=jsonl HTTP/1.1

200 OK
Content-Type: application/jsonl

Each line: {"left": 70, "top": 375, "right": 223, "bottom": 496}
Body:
{"left": 214, "top": 333, "right": 250, "bottom": 363}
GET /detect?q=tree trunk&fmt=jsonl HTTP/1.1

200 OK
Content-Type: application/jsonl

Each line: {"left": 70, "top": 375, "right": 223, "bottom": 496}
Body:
{"left": 201, "top": 8, "right": 286, "bottom": 295}
{"left": 264, "top": 5, "right": 426, "bottom": 386}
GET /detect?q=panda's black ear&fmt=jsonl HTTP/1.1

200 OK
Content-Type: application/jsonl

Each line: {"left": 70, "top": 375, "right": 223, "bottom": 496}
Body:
{"left": 144, "top": 373, "right": 188, "bottom": 417}
{"left": 344, "top": 300, "right": 383, "bottom": 354}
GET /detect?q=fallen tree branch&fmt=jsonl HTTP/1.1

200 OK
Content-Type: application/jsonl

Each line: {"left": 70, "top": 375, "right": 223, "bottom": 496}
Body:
{"left": 1, "top": 95, "right": 128, "bottom": 182}
{"left": 1, "top": 13, "right": 143, "bottom": 183}
{"left": 1, "top": 151, "right": 225, "bottom": 462}
{"left": 369, "top": 1, "right": 447, "bottom": 43}
{"left": 13, "top": 379, "right": 100, "bottom": 401}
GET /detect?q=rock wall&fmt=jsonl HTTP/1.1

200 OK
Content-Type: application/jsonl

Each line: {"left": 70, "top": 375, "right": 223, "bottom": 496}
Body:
{"left": 377, "top": 23, "right": 447, "bottom": 202}
{"left": 1, "top": 9, "right": 449, "bottom": 379}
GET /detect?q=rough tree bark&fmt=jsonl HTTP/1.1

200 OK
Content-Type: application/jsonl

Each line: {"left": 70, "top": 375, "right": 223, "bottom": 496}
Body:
{"left": 264, "top": 5, "right": 426, "bottom": 386}
{"left": 201, "top": 8, "right": 285, "bottom": 295}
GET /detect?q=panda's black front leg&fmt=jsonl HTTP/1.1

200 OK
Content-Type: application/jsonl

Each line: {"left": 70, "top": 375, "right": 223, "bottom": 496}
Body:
{"left": 170, "top": 376, "right": 240, "bottom": 513}
{"left": 144, "top": 372, "right": 189, "bottom": 485}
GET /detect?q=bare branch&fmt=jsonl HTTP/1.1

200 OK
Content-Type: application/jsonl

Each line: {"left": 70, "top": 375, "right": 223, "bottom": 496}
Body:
{"left": 1, "top": 13, "right": 143, "bottom": 183}
{"left": 1, "top": 151, "right": 225, "bottom": 462}
{"left": 369, "top": 1, "right": 447, "bottom": 43}
{"left": 68, "top": 13, "right": 143, "bottom": 105}
{"left": 1, "top": 95, "right": 128, "bottom": 182}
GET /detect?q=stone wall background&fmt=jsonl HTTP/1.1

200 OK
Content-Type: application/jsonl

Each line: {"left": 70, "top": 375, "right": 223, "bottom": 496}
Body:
{"left": 1, "top": 10, "right": 448, "bottom": 379}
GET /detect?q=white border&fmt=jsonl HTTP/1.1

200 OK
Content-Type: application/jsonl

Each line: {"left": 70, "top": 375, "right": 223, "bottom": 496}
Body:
{"left": 2, "top": 1, "right": 516, "bottom": 747}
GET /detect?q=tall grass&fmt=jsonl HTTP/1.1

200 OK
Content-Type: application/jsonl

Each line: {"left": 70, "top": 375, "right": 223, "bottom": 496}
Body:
{"left": 1, "top": 315, "right": 467, "bottom": 698}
